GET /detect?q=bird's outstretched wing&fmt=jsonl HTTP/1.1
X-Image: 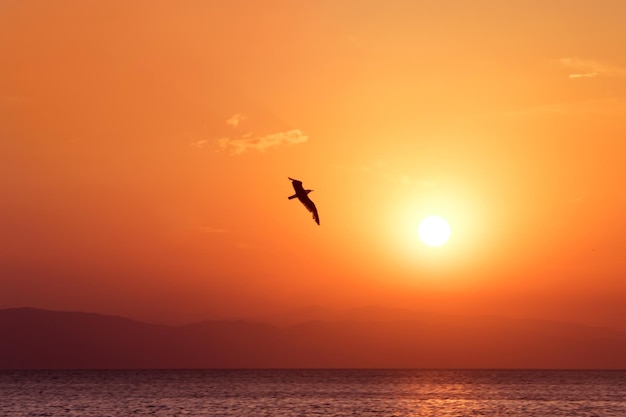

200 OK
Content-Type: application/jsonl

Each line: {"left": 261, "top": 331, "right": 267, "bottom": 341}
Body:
{"left": 288, "top": 177, "right": 305, "bottom": 193}
{"left": 300, "top": 195, "right": 320, "bottom": 225}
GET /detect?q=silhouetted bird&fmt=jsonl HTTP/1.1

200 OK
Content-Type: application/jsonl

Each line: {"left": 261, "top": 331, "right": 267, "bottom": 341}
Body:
{"left": 288, "top": 177, "right": 320, "bottom": 225}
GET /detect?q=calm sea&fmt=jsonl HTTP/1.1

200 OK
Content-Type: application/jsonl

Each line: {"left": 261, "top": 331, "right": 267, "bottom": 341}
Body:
{"left": 1, "top": 369, "right": 625, "bottom": 416}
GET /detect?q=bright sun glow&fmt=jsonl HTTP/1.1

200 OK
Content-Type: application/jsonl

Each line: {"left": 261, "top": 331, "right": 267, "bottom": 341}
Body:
{"left": 418, "top": 215, "right": 451, "bottom": 247}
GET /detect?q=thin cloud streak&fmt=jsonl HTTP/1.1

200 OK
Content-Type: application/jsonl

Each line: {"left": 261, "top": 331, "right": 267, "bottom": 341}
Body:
{"left": 569, "top": 73, "right": 598, "bottom": 79}
{"left": 559, "top": 57, "right": 626, "bottom": 79}
{"left": 190, "top": 139, "right": 210, "bottom": 149}
{"left": 219, "top": 129, "right": 308, "bottom": 155}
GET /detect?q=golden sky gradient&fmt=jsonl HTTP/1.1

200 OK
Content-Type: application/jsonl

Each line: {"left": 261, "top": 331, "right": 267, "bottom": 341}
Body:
{"left": 1, "top": 0, "right": 625, "bottom": 327}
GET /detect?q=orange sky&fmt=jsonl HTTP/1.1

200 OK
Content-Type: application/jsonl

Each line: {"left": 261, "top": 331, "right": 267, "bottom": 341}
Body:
{"left": 1, "top": 0, "right": 625, "bottom": 328}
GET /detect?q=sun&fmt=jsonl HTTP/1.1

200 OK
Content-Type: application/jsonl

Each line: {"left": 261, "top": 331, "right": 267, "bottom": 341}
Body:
{"left": 418, "top": 215, "right": 451, "bottom": 247}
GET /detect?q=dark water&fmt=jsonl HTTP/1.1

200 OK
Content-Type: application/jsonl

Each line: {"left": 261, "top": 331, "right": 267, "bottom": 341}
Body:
{"left": 1, "top": 369, "right": 625, "bottom": 416}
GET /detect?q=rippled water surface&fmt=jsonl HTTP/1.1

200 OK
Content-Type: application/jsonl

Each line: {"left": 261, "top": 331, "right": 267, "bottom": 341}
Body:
{"left": 1, "top": 369, "right": 625, "bottom": 416}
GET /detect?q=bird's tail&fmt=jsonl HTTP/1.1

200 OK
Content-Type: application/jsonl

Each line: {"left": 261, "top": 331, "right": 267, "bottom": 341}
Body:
{"left": 288, "top": 194, "right": 297, "bottom": 200}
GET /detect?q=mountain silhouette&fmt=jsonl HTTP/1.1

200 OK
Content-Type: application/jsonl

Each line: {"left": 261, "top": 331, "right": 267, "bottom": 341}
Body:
{"left": 2, "top": 307, "right": 625, "bottom": 369}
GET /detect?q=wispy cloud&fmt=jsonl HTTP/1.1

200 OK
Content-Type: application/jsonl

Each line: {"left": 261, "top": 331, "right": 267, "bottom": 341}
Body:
{"left": 559, "top": 57, "right": 626, "bottom": 79}
{"left": 190, "top": 139, "right": 210, "bottom": 149}
{"left": 568, "top": 72, "right": 598, "bottom": 79}
{"left": 190, "top": 113, "right": 308, "bottom": 154}
{"left": 219, "top": 129, "right": 308, "bottom": 155}
{"left": 226, "top": 113, "right": 246, "bottom": 128}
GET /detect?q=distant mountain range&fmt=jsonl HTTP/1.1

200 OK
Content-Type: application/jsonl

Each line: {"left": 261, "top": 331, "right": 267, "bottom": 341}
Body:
{"left": 2, "top": 307, "right": 625, "bottom": 369}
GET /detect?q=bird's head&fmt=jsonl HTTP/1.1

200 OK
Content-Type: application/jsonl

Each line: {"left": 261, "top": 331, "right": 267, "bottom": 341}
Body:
{"left": 306, "top": 189, "right": 314, "bottom": 194}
